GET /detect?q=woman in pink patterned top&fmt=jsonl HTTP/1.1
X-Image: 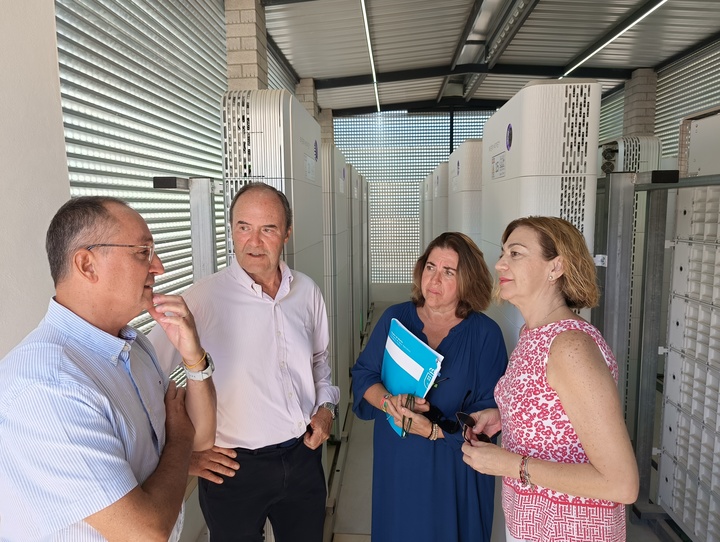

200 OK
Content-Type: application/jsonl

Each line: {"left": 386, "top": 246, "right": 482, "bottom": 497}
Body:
{"left": 461, "top": 216, "right": 639, "bottom": 542}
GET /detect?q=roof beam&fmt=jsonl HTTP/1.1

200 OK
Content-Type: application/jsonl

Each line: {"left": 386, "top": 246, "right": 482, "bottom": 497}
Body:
{"left": 450, "top": 0, "right": 485, "bottom": 70}
{"left": 484, "top": 0, "right": 540, "bottom": 68}
{"left": 437, "top": 0, "right": 486, "bottom": 102}
{"left": 261, "top": 0, "right": 317, "bottom": 6}
{"left": 464, "top": 0, "right": 540, "bottom": 100}
{"left": 315, "top": 64, "right": 631, "bottom": 90}
{"left": 315, "top": 64, "right": 487, "bottom": 90}
{"left": 332, "top": 97, "right": 506, "bottom": 117}
{"left": 492, "top": 64, "right": 633, "bottom": 79}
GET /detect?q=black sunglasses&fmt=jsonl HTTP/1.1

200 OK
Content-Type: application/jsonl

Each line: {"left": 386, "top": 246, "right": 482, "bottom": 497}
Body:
{"left": 455, "top": 412, "right": 492, "bottom": 443}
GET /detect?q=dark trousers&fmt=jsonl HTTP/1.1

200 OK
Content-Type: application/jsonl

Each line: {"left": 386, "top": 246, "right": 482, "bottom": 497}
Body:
{"left": 198, "top": 438, "right": 326, "bottom": 542}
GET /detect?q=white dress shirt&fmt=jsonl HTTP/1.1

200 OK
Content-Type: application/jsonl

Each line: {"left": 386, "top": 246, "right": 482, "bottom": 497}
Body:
{"left": 149, "top": 258, "right": 339, "bottom": 450}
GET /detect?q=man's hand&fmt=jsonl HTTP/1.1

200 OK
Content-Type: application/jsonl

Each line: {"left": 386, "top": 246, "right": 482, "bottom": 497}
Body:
{"left": 304, "top": 408, "right": 333, "bottom": 449}
{"left": 189, "top": 447, "right": 240, "bottom": 484}
{"left": 164, "top": 381, "right": 195, "bottom": 445}
{"left": 147, "top": 294, "right": 204, "bottom": 365}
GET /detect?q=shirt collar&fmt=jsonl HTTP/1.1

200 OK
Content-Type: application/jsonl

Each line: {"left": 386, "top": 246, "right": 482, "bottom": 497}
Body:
{"left": 229, "top": 257, "right": 293, "bottom": 296}
{"left": 46, "top": 298, "right": 138, "bottom": 364}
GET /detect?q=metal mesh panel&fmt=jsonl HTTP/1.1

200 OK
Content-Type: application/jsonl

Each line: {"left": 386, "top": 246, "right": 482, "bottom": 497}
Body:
{"left": 333, "top": 110, "right": 493, "bottom": 283}
{"left": 656, "top": 39, "right": 720, "bottom": 158}
{"left": 55, "top": 0, "right": 227, "bottom": 334}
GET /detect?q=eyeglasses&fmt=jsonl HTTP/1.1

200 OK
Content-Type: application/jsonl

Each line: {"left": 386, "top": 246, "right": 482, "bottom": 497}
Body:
{"left": 86, "top": 243, "right": 156, "bottom": 264}
{"left": 455, "top": 411, "right": 491, "bottom": 443}
{"left": 401, "top": 395, "right": 415, "bottom": 438}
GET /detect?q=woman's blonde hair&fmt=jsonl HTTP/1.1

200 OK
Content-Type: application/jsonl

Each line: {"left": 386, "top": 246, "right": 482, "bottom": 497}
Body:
{"left": 501, "top": 216, "right": 599, "bottom": 309}
{"left": 411, "top": 232, "right": 493, "bottom": 318}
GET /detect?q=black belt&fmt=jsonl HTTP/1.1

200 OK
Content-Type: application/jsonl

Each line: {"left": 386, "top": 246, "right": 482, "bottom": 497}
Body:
{"left": 236, "top": 436, "right": 301, "bottom": 454}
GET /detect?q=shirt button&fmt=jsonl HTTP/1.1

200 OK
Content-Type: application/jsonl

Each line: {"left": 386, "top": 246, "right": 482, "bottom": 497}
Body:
{"left": 122, "top": 344, "right": 130, "bottom": 352}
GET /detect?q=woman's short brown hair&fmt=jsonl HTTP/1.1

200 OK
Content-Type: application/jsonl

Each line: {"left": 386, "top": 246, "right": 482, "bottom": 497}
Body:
{"left": 411, "top": 232, "right": 493, "bottom": 318}
{"left": 501, "top": 216, "right": 599, "bottom": 309}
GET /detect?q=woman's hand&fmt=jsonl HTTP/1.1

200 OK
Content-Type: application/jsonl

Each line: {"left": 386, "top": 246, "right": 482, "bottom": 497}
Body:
{"left": 395, "top": 397, "right": 434, "bottom": 438}
{"left": 461, "top": 441, "right": 517, "bottom": 477}
{"left": 468, "top": 408, "right": 502, "bottom": 441}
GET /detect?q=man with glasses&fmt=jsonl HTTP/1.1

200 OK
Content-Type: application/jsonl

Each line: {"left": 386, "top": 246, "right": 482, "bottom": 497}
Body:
{"left": 0, "top": 196, "right": 216, "bottom": 541}
{"left": 150, "top": 182, "right": 339, "bottom": 542}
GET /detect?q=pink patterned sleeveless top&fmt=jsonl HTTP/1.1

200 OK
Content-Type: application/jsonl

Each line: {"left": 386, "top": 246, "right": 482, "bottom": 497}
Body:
{"left": 494, "top": 319, "right": 626, "bottom": 542}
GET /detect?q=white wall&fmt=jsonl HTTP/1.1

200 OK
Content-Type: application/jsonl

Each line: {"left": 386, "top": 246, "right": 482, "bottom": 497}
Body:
{"left": 0, "top": 1, "right": 71, "bottom": 357}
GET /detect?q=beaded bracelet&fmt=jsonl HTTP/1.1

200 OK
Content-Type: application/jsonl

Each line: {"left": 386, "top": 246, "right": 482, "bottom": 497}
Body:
{"left": 381, "top": 393, "right": 391, "bottom": 413}
{"left": 428, "top": 423, "right": 439, "bottom": 441}
{"left": 183, "top": 351, "right": 207, "bottom": 370}
{"left": 519, "top": 455, "right": 536, "bottom": 490}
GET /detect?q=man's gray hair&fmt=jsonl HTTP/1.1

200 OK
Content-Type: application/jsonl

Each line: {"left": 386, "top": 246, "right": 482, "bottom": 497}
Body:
{"left": 229, "top": 182, "right": 293, "bottom": 232}
{"left": 46, "top": 196, "right": 128, "bottom": 286}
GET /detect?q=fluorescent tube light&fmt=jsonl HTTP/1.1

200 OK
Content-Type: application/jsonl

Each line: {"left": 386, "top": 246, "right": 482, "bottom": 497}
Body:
{"left": 360, "top": 0, "right": 381, "bottom": 112}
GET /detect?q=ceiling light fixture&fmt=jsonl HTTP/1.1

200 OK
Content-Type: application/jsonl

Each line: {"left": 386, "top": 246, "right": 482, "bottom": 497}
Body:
{"left": 562, "top": 0, "right": 669, "bottom": 78}
{"left": 360, "top": 0, "right": 381, "bottom": 112}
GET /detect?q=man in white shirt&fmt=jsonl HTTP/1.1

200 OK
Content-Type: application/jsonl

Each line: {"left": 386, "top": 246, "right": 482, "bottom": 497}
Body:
{"left": 149, "top": 182, "right": 340, "bottom": 542}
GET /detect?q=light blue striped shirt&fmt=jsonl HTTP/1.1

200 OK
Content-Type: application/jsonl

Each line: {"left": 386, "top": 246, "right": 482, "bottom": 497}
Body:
{"left": 0, "top": 299, "right": 181, "bottom": 541}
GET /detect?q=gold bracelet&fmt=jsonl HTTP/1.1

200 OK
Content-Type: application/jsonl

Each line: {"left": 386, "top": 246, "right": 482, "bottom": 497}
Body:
{"left": 428, "top": 423, "right": 439, "bottom": 441}
{"left": 183, "top": 351, "right": 207, "bottom": 370}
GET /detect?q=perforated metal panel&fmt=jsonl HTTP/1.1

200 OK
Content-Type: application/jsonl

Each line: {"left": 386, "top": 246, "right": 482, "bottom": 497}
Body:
{"left": 55, "top": 0, "right": 227, "bottom": 333}
{"left": 480, "top": 80, "right": 601, "bottom": 353}
{"left": 333, "top": 110, "right": 494, "bottom": 283}
{"left": 222, "top": 89, "right": 324, "bottom": 289}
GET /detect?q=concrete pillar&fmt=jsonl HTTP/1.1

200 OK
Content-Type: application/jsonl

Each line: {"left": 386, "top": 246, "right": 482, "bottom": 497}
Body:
{"left": 226, "top": 0, "right": 268, "bottom": 90}
{"left": 319, "top": 108, "right": 334, "bottom": 145}
{"left": 296, "top": 78, "right": 319, "bottom": 121}
{"left": 623, "top": 68, "right": 657, "bottom": 136}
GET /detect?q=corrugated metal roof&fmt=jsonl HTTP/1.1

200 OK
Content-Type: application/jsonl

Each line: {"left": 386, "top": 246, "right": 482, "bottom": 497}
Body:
{"left": 377, "top": 77, "right": 444, "bottom": 104}
{"left": 265, "top": 0, "right": 369, "bottom": 79}
{"left": 499, "top": 0, "right": 636, "bottom": 65}
{"left": 263, "top": 0, "right": 720, "bottom": 114}
{"left": 367, "top": 0, "right": 475, "bottom": 72}
{"left": 317, "top": 84, "right": 377, "bottom": 111}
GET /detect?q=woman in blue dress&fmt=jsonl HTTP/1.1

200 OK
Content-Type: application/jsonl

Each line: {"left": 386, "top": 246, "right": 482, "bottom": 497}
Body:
{"left": 352, "top": 232, "right": 508, "bottom": 542}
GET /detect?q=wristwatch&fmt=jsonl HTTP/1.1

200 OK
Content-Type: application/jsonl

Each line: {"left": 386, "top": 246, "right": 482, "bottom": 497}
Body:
{"left": 320, "top": 402, "right": 338, "bottom": 419}
{"left": 184, "top": 352, "right": 215, "bottom": 381}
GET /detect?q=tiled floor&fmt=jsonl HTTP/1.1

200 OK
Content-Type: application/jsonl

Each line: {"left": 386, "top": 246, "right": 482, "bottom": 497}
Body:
{"left": 331, "top": 413, "right": 670, "bottom": 542}
{"left": 331, "top": 302, "right": 673, "bottom": 542}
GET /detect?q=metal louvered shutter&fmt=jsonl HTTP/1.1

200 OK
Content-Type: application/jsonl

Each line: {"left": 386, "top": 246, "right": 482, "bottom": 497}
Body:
{"left": 55, "top": 0, "right": 227, "bottom": 333}
{"left": 656, "top": 39, "right": 720, "bottom": 158}
{"left": 599, "top": 90, "right": 624, "bottom": 143}
{"left": 268, "top": 43, "right": 298, "bottom": 93}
